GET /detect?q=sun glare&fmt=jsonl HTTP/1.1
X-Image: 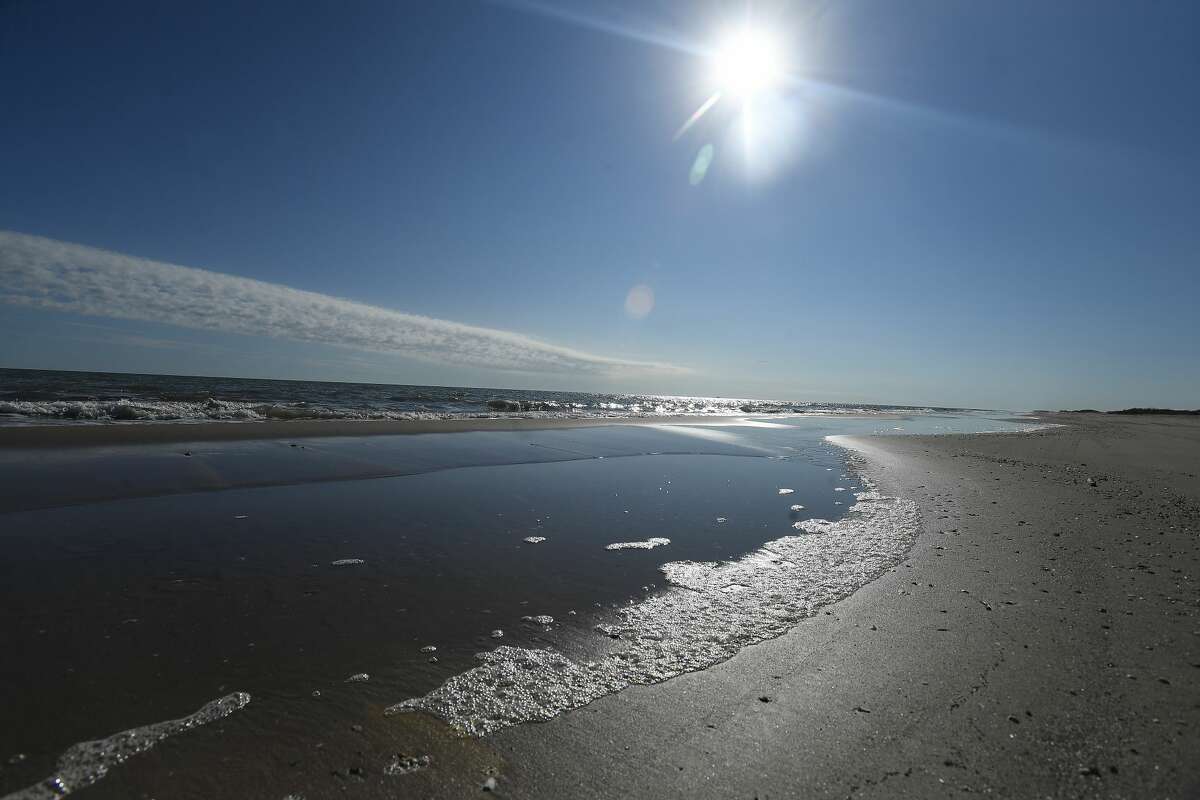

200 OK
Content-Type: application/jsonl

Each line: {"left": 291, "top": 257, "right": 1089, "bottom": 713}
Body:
{"left": 711, "top": 26, "right": 787, "bottom": 99}
{"left": 675, "top": 20, "right": 801, "bottom": 179}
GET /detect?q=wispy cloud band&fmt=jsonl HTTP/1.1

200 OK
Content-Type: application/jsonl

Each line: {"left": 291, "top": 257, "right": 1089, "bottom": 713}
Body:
{"left": 0, "top": 232, "right": 688, "bottom": 376}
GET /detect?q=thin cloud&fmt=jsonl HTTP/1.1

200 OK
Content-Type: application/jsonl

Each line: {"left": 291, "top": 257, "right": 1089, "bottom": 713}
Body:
{"left": 0, "top": 231, "right": 690, "bottom": 376}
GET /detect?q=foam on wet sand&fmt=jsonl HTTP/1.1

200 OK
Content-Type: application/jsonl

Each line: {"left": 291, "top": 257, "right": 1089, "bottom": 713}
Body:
{"left": 604, "top": 537, "right": 671, "bottom": 551}
{"left": 387, "top": 464, "right": 919, "bottom": 737}
{"left": 2, "top": 693, "right": 250, "bottom": 800}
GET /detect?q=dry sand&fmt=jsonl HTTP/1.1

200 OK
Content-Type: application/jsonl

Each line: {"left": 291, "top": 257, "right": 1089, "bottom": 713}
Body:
{"left": 479, "top": 413, "right": 1200, "bottom": 798}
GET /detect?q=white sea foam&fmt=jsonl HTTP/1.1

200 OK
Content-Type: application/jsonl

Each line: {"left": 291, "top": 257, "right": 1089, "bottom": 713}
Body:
{"left": 383, "top": 753, "right": 431, "bottom": 776}
{"left": 387, "top": 466, "right": 920, "bottom": 736}
{"left": 2, "top": 692, "right": 250, "bottom": 799}
{"left": 604, "top": 537, "right": 671, "bottom": 551}
{"left": 0, "top": 395, "right": 957, "bottom": 426}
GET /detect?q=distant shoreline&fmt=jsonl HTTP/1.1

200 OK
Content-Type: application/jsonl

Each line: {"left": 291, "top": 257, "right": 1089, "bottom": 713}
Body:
{"left": 0, "top": 410, "right": 994, "bottom": 449}
{"left": 1063, "top": 407, "right": 1200, "bottom": 415}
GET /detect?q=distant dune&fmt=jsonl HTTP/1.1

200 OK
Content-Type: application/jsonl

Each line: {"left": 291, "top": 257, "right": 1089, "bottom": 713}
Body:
{"left": 1059, "top": 408, "right": 1199, "bottom": 415}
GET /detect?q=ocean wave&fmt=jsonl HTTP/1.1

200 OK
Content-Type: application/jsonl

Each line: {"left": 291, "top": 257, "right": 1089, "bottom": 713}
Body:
{"left": 0, "top": 398, "right": 475, "bottom": 423}
{"left": 0, "top": 369, "right": 965, "bottom": 426}
{"left": 0, "top": 396, "right": 942, "bottom": 425}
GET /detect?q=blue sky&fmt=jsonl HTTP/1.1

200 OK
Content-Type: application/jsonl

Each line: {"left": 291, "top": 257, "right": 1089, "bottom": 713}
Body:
{"left": 1, "top": 0, "right": 1197, "bottom": 410}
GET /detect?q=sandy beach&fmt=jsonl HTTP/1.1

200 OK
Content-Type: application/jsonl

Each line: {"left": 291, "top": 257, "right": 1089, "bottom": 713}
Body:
{"left": 472, "top": 413, "right": 1199, "bottom": 798}
{"left": 2, "top": 413, "right": 1196, "bottom": 799}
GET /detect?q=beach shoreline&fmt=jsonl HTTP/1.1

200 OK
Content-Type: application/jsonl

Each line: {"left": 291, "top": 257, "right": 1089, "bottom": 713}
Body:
{"left": 481, "top": 413, "right": 1200, "bottom": 798}
{"left": 4, "top": 413, "right": 1195, "bottom": 799}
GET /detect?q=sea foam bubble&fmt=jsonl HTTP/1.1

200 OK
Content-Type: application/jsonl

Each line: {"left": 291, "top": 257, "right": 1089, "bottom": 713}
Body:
{"left": 604, "top": 537, "right": 671, "bottom": 551}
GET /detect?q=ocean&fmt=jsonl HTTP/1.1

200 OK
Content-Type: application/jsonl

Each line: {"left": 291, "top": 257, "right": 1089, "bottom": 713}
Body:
{"left": 0, "top": 368, "right": 965, "bottom": 425}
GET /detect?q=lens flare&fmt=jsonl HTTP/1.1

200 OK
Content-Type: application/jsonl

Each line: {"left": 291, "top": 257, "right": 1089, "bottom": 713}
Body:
{"left": 624, "top": 285, "right": 655, "bottom": 319}
{"left": 689, "top": 143, "right": 715, "bottom": 185}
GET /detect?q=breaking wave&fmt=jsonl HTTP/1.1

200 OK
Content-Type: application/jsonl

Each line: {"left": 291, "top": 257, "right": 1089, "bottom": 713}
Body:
{"left": 0, "top": 369, "right": 960, "bottom": 426}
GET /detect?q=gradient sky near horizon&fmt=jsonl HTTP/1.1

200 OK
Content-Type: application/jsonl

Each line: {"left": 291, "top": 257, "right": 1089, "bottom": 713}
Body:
{"left": 1, "top": 0, "right": 1197, "bottom": 410}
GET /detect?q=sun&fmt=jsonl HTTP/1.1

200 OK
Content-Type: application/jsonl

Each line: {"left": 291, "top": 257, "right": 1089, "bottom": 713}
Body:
{"left": 711, "top": 25, "right": 787, "bottom": 99}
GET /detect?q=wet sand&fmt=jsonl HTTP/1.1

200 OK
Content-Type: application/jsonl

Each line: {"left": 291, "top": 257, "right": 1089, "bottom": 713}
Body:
{"left": 0, "top": 420, "right": 865, "bottom": 799}
{"left": 0, "top": 415, "right": 766, "bottom": 448}
{"left": 484, "top": 413, "right": 1200, "bottom": 798}
{"left": 0, "top": 410, "right": 933, "bottom": 449}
